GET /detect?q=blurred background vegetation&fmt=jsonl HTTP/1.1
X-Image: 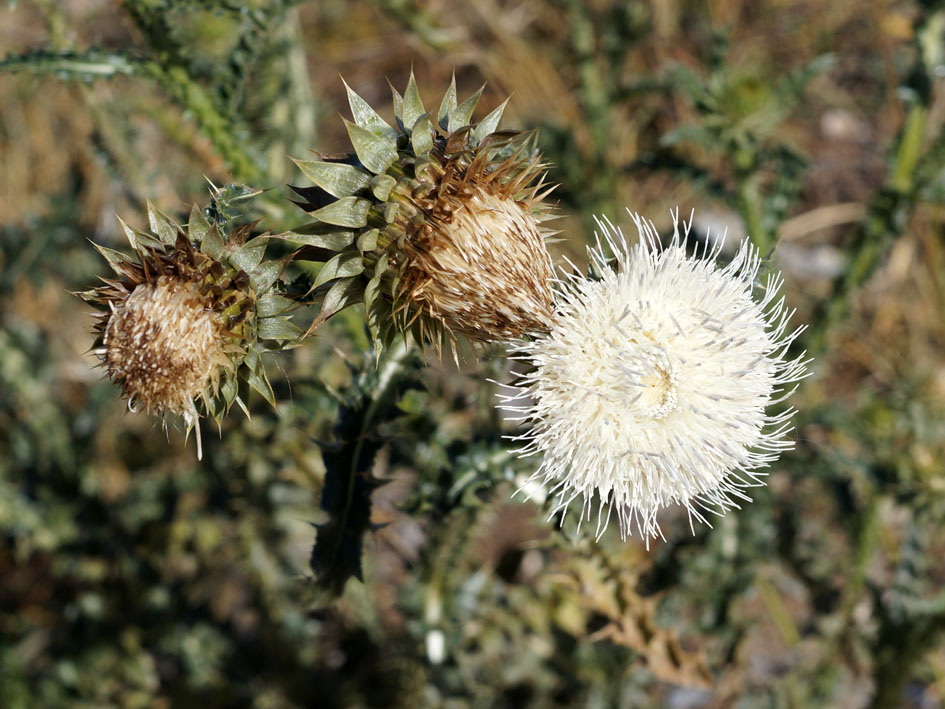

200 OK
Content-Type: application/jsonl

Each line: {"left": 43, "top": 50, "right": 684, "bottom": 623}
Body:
{"left": 2, "top": 0, "right": 945, "bottom": 707}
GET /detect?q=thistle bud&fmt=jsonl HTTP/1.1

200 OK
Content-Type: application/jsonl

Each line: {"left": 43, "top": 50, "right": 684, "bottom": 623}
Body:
{"left": 285, "top": 74, "right": 557, "bottom": 357}
{"left": 81, "top": 188, "right": 300, "bottom": 457}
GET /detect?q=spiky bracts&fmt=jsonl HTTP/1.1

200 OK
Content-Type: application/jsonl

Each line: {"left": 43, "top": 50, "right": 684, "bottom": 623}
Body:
{"left": 81, "top": 190, "right": 300, "bottom": 457}
{"left": 286, "top": 74, "right": 557, "bottom": 356}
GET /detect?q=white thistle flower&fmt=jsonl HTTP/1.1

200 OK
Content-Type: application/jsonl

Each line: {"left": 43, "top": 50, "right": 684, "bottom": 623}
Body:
{"left": 499, "top": 209, "right": 810, "bottom": 543}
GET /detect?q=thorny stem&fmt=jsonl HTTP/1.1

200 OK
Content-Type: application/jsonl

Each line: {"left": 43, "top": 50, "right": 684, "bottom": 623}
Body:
{"left": 340, "top": 340, "right": 411, "bottom": 541}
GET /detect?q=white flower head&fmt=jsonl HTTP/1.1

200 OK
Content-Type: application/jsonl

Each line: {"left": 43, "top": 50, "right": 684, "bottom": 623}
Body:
{"left": 499, "top": 209, "right": 810, "bottom": 544}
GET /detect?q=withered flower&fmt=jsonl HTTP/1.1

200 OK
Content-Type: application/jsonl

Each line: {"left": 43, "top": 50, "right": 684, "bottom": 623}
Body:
{"left": 81, "top": 190, "right": 299, "bottom": 457}
{"left": 285, "top": 74, "right": 557, "bottom": 357}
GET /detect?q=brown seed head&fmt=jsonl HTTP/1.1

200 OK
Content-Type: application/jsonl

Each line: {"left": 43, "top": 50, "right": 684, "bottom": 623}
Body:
{"left": 289, "top": 76, "right": 559, "bottom": 356}
{"left": 102, "top": 275, "right": 231, "bottom": 418}
{"left": 401, "top": 184, "right": 554, "bottom": 340}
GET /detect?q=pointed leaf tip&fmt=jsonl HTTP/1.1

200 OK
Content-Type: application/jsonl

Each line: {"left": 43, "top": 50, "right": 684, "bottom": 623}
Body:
{"left": 343, "top": 79, "right": 396, "bottom": 138}
{"left": 472, "top": 97, "right": 510, "bottom": 144}
{"left": 450, "top": 84, "right": 485, "bottom": 132}
{"left": 402, "top": 72, "right": 425, "bottom": 133}
{"left": 188, "top": 203, "right": 210, "bottom": 245}
{"left": 147, "top": 201, "right": 178, "bottom": 246}
{"left": 438, "top": 72, "right": 458, "bottom": 129}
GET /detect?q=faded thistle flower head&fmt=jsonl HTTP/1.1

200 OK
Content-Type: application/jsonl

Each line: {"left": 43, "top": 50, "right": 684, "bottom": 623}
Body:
{"left": 500, "top": 209, "right": 810, "bottom": 543}
{"left": 285, "top": 73, "right": 556, "bottom": 357}
{"left": 81, "top": 187, "right": 300, "bottom": 458}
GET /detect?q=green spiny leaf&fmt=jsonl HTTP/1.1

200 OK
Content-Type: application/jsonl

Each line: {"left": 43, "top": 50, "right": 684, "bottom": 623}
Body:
{"left": 243, "top": 349, "right": 275, "bottom": 406}
{"left": 294, "top": 159, "right": 372, "bottom": 198}
{"left": 229, "top": 237, "right": 267, "bottom": 273}
{"left": 274, "top": 224, "right": 356, "bottom": 251}
{"left": 256, "top": 316, "right": 302, "bottom": 341}
{"left": 390, "top": 83, "right": 404, "bottom": 126}
{"left": 201, "top": 224, "right": 225, "bottom": 260}
{"left": 344, "top": 120, "right": 397, "bottom": 175}
{"left": 117, "top": 216, "right": 161, "bottom": 252}
{"left": 249, "top": 260, "right": 281, "bottom": 292}
{"left": 370, "top": 174, "right": 397, "bottom": 201}
{"left": 450, "top": 84, "right": 484, "bottom": 132}
{"left": 438, "top": 73, "right": 458, "bottom": 130}
{"left": 343, "top": 80, "right": 397, "bottom": 138}
{"left": 411, "top": 114, "right": 434, "bottom": 156}
{"left": 318, "top": 275, "right": 365, "bottom": 322}
{"left": 356, "top": 229, "right": 379, "bottom": 252}
{"left": 188, "top": 203, "right": 210, "bottom": 245}
{"left": 472, "top": 97, "right": 510, "bottom": 145}
{"left": 91, "top": 242, "right": 131, "bottom": 271}
{"left": 256, "top": 293, "right": 296, "bottom": 318}
{"left": 309, "top": 196, "right": 371, "bottom": 229}
{"left": 402, "top": 72, "right": 426, "bottom": 133}
{"left": 314, "top": 252, "right": 364, "bottom": 288}
{"left": 221, "top": 375, "right": 238, "bottom": 407}
{"left": 147, "top": 201, "right": 179, "bottom": 246}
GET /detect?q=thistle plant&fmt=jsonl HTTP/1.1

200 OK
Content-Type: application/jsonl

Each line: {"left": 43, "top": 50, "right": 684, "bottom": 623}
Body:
{"left": 286, "top": 74, "right": 557, "bottom": 356}
{"left": 80, "top": 187, "right": 300, "bottom": 458}
{"left": 500, "top": 210, "right": 810, "bottom": 542}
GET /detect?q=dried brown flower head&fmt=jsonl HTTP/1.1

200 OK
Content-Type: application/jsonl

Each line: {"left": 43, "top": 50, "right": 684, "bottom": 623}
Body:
{"left": 285, "top": 74, "right": 557, "bottom": 358}
{"left": 399, "top": 164, "right": 554, "bottom": 342}
{"left": 102, "top": 274, "right": 232, "bottom": 418}
{"left": 82, "top": 193, "right": 299, "bottom": 456}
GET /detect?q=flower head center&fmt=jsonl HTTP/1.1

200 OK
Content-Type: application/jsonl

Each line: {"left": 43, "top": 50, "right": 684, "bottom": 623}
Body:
{"left": 103, "top": 276, "right": 226, "bottom": 415}
{"left": 639, "top": 363, "right": 678, "bottom": 419}
{"left": 620, "top": 340, "right": 679, "bottom": 420}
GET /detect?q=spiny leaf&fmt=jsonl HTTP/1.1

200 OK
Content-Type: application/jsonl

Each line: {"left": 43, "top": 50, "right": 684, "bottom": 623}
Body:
{"left": 472, "top": 97, "right": 510, "bottom": 145}
{"left": 402, "top": 72, "right": 426, "bottom": 133}
{"left": 243, "top": 349, "right": 275, "bottom": 406}
{"left": 450, "top": 84, "right": 485, "bottom": 132}
{"left": 314, "top": 252, "right": 364, "bottom": 288}
{"left": 273, "top": 223, "right": 356, "bottom": 251}
{"left": 438, "top": 73, "right": 458, "bottom": 130}
{"left": 343, "top": 79, "right": 397, "bottom": 138}
{"left": 356, "top": 229, "right": 379, "bottom": 252}
{"left": 90, "top": 242, "right": 131, "bottom": 271}
{"left": 293, "top": 159, "right": 372, "bottom": 198}
{"left": 319, "top": 275, "right": 364, "bottom": 320}
{"left": 220, "top": 375, "right": 238, "bottom": 408}
{"left": 344, "top": 120, "right": 397, "bottom": 175}
{"left": 187, "top": 203, "right": 211, "bottom": 245}
{"left": 370, "top": 174, "right": 397, "bottom": 201}
{"left": 147, "top": 201, "right": 179, "bottom": 246}
{"left": 117, "top": 216, "right": 162, "bottom": 252}
{"left": 308, "top": 195, "right": 371, "bottom": 228}
{"left": 201, "top": 224, "right": 225, "bottom": 260}
{"left": 249, "top": 260, "right": 282, "bottom": 292}
{"left": 411, "top": 114, "right": 434, "bottom": 156}
{"left": 390, "top": 82, "right": 404, "bottom": 126}
{"left": 256, "top": 293, "right": 296, "bottom": 318}
{"left": 229, "top": 237, "right": 267, "bottom": 274}
{"left": 256, "top": 316, "right": 302, "bottom": 341}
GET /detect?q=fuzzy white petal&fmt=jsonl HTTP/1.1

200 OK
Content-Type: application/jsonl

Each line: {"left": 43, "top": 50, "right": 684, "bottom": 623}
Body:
{"left": 503, "top": 209, "right": 810, "bottom": 543}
